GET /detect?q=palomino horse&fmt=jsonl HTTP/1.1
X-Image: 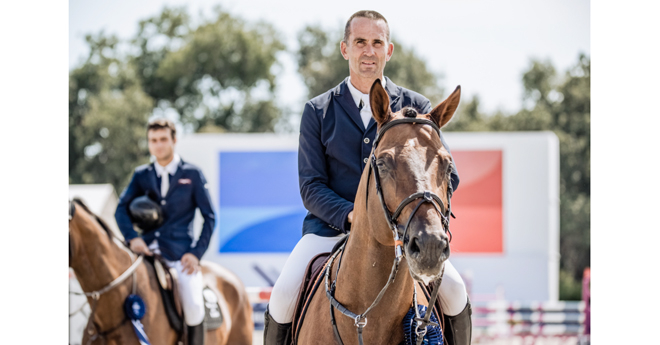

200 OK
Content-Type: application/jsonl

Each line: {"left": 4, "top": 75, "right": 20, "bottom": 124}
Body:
{"left": 69, "top": 198, "right": 253, "bottom": 345}
{"left": 297, "top": 80, "right": 461, "bottom": 345}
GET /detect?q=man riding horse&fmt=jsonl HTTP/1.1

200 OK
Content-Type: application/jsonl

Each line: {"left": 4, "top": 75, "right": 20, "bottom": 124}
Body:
{"left": 264, "top": 10, "right": 472, "bottom": 345}
{"left": 115, "top": 119, "right": 216, "bottom": 345}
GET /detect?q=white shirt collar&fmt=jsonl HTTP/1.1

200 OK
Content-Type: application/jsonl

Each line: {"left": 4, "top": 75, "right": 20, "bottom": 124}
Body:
{"left": 154, "top": 153, "right": 181, "bottom": 177}
{"left": 346, "top": 77, "right": 387, "bottom": 109}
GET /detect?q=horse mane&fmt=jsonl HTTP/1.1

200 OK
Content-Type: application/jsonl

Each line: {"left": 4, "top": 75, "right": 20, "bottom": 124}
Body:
{"left": 71, "top": 197, "right": 114, "bottom": 241}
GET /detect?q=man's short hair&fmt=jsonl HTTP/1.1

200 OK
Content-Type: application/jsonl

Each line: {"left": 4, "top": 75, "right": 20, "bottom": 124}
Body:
{"left": 343, "top": 10, "right": 390, "bottom": 44}
{"left": 147, "top": 118, "right": 176, "bottom": 139}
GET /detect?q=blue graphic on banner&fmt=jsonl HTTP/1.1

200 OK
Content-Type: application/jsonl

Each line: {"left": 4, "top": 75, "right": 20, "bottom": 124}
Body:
{"left": 219, "top": 151, "right": 306, "bottom": 252}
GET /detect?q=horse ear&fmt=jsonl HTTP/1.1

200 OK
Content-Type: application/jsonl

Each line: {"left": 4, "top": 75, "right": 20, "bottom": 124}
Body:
{"left": 429, "top": 85, "right": 461, "bottom": 128}
{"left": 369, "top": 79, "right": 391, "bottom": 126}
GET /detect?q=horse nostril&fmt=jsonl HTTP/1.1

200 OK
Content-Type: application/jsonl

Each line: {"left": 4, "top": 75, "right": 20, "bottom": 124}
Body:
{"left": 409, "top": 237, "right": 421, "bottom": 255}
{"left": 441, "top": 239, "right": 450, "bottom": 257}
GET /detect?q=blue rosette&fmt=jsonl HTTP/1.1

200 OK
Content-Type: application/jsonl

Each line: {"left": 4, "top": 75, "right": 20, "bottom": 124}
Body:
{"left": 402, "top": 305, "right": 443, "bottom": 345}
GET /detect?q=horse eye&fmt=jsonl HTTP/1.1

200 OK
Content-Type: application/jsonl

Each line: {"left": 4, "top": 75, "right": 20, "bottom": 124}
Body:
{"left": 376, "top": 158, "right": 391, "bottom": 171}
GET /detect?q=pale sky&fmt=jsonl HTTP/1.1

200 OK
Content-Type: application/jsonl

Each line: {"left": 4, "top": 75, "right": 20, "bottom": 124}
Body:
{"left": 70, "top": 0, "right": 590, "bottom": 116}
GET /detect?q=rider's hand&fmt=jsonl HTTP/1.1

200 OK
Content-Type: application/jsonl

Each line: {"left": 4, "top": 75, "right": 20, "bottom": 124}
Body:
{"left": 348, "top": 211, "right": 354, "bottom": 224}
{"left": 181, "top": 253, "right": 200, "bottom": 275}
{"left": 129, "top": 238, "right": 153, "bottom": 256}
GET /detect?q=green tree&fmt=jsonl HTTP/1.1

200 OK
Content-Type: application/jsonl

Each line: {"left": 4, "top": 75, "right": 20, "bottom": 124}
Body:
{"left": 70, "top": 6, "right": 288, "bottom": 191}
{"left": 296, "top": 25, "right": 444, "bottom": 104}
{"left": 131, "top": 6, "right": 286, "bottom": 132}
{"left": 69, "top": 32, "right": 153, "bottom": 191}
{"left": 445, "top": 54, "right": 591, "bottom": 299}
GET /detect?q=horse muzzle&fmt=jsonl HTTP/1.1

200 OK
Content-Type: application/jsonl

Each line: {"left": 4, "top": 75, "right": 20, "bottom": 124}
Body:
{"left": 404, "top": 227, "right": 450, "bottom": 285}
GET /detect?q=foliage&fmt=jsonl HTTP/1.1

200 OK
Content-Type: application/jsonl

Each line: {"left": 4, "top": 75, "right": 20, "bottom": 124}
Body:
{"left": 69, "top": 7, "right": 286, "bottom": 191}
{"left": 445, "top": 54, "right": 591, "bottom": 298}
{"left": 132, "top": 7, "right": 286, "bottom": 132}
{"left": 559, "top": 269, "right": 583, "bottom": 301}
{"left": 69, "top": 32, "right": 153, "bottom": 190}
{"left": 296, "top": 25, "right": 444, "bottom": 104}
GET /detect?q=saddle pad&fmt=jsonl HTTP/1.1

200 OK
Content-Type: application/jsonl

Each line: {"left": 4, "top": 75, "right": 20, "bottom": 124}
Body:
{"left": 203, "top": 287, "right": 224, "bottom": 330}
{"left": 154, "top": 259, "right": 171, "bottom": 290}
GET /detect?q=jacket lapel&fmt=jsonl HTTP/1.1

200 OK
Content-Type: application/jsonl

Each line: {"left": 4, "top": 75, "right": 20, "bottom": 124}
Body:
{"left": 165, "top": 159, "right": 185, "bottom": 198}
{"left": 334, "top": 78, "right": 366, "bottom": 132}
{"left": 146, "top": 163, "right": 162, "bottom": 199}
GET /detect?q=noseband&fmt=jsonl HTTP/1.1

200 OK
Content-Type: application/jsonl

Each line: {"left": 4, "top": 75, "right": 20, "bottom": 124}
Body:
{"left": 325, "top": 117, "right": 454, "bottom": 345}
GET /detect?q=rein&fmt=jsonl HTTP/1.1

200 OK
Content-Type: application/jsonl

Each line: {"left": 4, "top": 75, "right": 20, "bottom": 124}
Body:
{"left": 69, "top": 200, "right": 143, "bottom": 344}
{"left": 325, "top": 117, "right": 454, "bottom": 345}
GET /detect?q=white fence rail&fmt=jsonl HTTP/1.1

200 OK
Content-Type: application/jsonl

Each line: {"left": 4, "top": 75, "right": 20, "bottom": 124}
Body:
{"left": 71, "top": 278, "right": 589, "bottom": 344}
{"left": 246, "top": 286, "right": 588, "bottom": 341}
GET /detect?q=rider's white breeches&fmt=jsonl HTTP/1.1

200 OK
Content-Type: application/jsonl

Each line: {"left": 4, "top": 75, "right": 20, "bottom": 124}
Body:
{"left": 269, "top": 233, "right": 346, "bottom": 323}
{"left": 438, "top": 259, "right": 469, "bottom": 316}
{"left": 167, "top": 260, "right": 206, "bottom": 326}
{"left": 268, "top": 233, "right": 469, "bottom": 323}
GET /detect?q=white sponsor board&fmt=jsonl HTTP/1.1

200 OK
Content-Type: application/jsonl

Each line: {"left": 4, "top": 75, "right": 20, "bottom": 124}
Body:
{"left": 176, "top": 131, "right": 559, "bottom": 302}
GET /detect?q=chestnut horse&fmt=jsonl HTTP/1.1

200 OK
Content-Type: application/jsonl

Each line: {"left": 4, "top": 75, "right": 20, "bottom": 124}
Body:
{"left": 297, "top": 80, "right": 461, "bottom": 345}
{"left": 68, "top": 198, "right": 253, "bottom": 345}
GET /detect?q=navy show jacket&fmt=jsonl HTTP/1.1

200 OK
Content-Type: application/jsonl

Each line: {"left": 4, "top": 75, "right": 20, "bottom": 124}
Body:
{"left": 298, "top": 77, "right": 460, "bottom": 237}
{"left": 115, "top": 159, "right": 216, "bottom": 261}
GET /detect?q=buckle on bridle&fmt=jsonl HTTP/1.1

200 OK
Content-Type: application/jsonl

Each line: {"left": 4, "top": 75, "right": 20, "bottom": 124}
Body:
{"left": 423, "top": 191, "right": 432, "bottom": 202}
{"left": 354, "top": 315, "right": 368, "bottom": 328}
{"left": 415, "top": 324, "right": 427, "bottom": 338}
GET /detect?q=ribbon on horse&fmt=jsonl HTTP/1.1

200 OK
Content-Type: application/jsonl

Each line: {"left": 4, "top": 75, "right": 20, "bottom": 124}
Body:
{"left": 403, "top": 305, "right": 443, "bottom": 345}
{"left": 124, "top": 294, "right": 152, "bottom": 345}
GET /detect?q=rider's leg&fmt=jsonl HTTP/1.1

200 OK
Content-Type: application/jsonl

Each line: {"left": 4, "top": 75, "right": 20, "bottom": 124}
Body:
{"left": 265, "top": 233, "right": 345, "bottom": 345}
{"left": 438, "top": 260, "right": 472, "bottom": 345}
{"left": 169, "top": 260, "right": 206, "bottom": 345}
{"left": 269, "top": 233, "right": 345, "bottom": 323}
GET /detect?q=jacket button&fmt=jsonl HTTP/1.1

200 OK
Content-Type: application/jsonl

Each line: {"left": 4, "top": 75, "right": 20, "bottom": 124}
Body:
{"left": 364, "top": 138, "right": 370, "bottom": 144}
{"left": 155, "top": 231, "right": 160, "bottom": 237}
{"left": 363, "top": 158, "right": 368, "bottom": 164}
{"left": 161, "top": 200, "right": 166, "bottom": 205}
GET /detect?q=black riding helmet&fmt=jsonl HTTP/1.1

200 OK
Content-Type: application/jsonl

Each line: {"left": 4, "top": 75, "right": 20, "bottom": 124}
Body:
{"left": 128, "top": 192, "right": 163, "bottom": 232}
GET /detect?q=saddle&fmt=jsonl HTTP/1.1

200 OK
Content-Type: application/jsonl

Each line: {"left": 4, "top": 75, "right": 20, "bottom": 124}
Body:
{"left": 145, "top": 256, "right": 225, "bottom": 342}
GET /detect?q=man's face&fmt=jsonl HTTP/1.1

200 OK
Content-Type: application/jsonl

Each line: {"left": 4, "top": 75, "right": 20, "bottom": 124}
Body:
{"left": 340, "top": 17, "right": 394, "bottom": 81}
{"left": 147, "top": 128, "right": 176, "bottom": 162}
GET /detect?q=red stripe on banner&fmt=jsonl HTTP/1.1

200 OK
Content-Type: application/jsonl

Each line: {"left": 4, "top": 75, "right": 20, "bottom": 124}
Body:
{"left": 449, "top": 151, "right": 503, "bottom": 254}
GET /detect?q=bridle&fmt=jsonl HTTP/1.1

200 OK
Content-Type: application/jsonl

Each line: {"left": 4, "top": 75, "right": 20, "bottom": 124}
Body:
{"left": 69, "top": 200, "right": 143, "bottom": 345}
{"left": 367, "top": 117, "right": 454, "bottom": 253}
{"left": 325, "top": 117, "right": 455, "bottom": 345}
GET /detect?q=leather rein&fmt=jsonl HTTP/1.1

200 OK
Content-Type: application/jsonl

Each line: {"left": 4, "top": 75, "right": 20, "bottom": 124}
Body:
{"left": 69, "top": 200, "right": 143, "bottom": 345}
{"left": 325, "top": 117, "right": 454, "bottom": 345}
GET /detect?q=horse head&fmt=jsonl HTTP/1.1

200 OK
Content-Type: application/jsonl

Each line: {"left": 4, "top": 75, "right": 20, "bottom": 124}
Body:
{"left": 367, "top": 79, "right": 460, "bottom": 285}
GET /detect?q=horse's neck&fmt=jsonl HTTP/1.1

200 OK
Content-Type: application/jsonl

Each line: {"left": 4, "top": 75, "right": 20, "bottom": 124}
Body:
{"left": 334, "top": 218, "right": 413, "bottom": 314}
{"left": 74, "top": 237, "right": 133, "bottom": 291}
